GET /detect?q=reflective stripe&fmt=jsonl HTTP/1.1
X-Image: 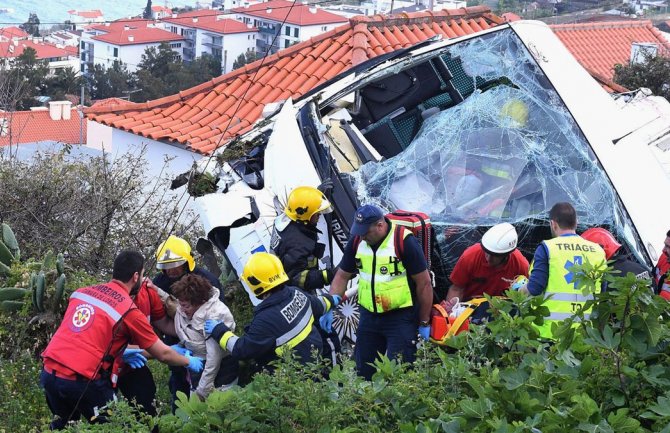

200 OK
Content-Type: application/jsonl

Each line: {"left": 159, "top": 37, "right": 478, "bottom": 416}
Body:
{"left": 276, "top": 316, "right": 315, "bottom": 355}
{"left": 547, "top": 312, "right": 589, "bottom": 321}
{"left": 71, "top": 291, "right": 122, "bottom": 322}
{"left": 224, "top": 333, "right": 239, "bottom": 352}
{"left": 547, "top": 293, "right": 594, "bottom": 302}
{"left": 319, "top": 296, "right": 329, "bottom": 312}
{"left": 359, "top": 271, "right": 406, "bottom": 283}
{"left": 276, "top": 305, "right": 313, "bottom": 347}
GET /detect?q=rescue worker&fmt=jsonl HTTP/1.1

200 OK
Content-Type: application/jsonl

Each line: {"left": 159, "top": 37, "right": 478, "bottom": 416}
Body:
{"left": 204, "top": 252, "right": 340, "bottom": 372}
{"left": 151, "top": 235, "right": 223, "bottom": 412}
{"left": 581, "top": 227, "right": 650, "bottom": 291}
{"left": 271, "top": 185, "right": 340, "bottom": 364}
{"left": 153, "top": 235, "right": 222, "bottom": 299}
{"left": 327, "top": 204, "right": 433, "bottom": 380}
{"left": 652, "top": 230, "right": 670, "bottom": 300}
{"left": 271, "top": 185, "right": 334, "bottom": 292}
{"left": 446, "top": 222, "right": 529, "bottom": 301}
{"left": 40, "top": 250, "right": 204, "bottom": 430}
{"left": 116, "top": 279, "right": 177, "bottom": 417}
{"left": 519, "top": 202, "right": 607, "bottom": 339}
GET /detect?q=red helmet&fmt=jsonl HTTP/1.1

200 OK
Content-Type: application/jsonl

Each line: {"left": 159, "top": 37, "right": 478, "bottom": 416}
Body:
{"left": 581, "top": 227, "right": 621, "bottom": 259}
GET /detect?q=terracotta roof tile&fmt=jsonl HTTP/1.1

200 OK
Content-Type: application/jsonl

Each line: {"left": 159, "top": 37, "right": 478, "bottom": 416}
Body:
{"left": 86, "top": 7, "right": 506, "bottom": 154}
{"left": 232, "top": 0, "right": 348, "bottom": 26}
{"left": 0, "top": 109, "right": 85, "bottom": 146}
{"left": 551, "top": 20, "right": 670, "bottom": 80}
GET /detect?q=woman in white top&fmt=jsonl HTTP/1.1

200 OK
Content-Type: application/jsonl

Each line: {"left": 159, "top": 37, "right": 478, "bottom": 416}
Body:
{"left": 171, "top": 274, "right": 238, "bottom": 400}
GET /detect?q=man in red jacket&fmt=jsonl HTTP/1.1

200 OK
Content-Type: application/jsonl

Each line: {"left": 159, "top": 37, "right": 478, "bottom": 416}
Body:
{"left": 40, "top": 250, "right": 204, "bottom": 430}
{"left": 653, "top": 230, "right": 670, "bottom": 300}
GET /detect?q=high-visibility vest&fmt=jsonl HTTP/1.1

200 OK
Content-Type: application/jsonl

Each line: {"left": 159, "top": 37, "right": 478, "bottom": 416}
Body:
{"left": 534, "top": 235, "right": 606, "bottom": 338}
{"left": 42, "top": 281, "right": 137, "bottom": 382}
{"left": 356, "top": 222, "right": 413, "bottom": 313}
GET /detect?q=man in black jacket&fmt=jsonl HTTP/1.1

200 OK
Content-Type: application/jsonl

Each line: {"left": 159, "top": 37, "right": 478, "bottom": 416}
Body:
{"left": 205, "top": 252, "right": 340, "bottom": 372}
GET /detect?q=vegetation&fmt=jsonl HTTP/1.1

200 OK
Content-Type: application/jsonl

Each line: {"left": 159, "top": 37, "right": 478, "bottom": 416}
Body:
{"left": 85, "top": 43, "right": 221, "bottom": 103}
{"left": 232, "top": 51, "right": 260, "bottom": 70}
{"left": 20, "top": 13, "right": 41, "bottom": 37}
{"left": 614, "top": 53, "right": 670, "bottom": 101}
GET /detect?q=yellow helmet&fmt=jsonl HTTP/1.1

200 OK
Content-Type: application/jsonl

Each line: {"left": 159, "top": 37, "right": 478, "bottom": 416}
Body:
{"left": 155, "top": 235, "right": 195, "bottom": 272}
{"left": 285, "top": 186, "right": 332, "bottom": 223}
{"left": 242, "top": 252, "right": 288, "bottom": 297}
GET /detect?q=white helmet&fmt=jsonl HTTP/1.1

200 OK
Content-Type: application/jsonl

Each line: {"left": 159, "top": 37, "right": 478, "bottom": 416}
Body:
{"left": 481, "top": 223, "right": 518, "bottom": 255}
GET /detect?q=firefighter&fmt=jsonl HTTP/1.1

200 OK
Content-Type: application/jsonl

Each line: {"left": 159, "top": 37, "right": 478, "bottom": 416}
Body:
{"left": 519, "top": 202, "right": 606, "bottom": 338}
{"left": 151, "top": 235, "right": 223, "bottom": 412}
{"left": 205, "top": 252, "right": 340, "bottom": 372}
{"left": 271, "top": 185, "right": 340, "bottom": 364}
{"left": 271, "top": 185, "right": 334, "bottom": 292}
{"left": 40, "top": 250, "right": 203, "bottom": 430}
{"left": 327, "top": 204, "right": 433, "bottom": 380}
{"left": 581, "top": 227, "right": 650, "bottom": 291}
{"left": 447, "top": 222, "right": 529, "bottom": 301}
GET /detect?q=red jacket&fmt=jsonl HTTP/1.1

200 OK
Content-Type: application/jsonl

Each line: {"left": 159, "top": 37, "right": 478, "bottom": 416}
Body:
{"left": 654, "top": 253, "right": 670, "bottom": 300}
{"left": 42, "top": 281, "right": 138, "bottom": 382}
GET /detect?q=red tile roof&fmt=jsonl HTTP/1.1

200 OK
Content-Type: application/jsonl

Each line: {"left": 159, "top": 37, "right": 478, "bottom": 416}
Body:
{"left": 85, "top": 7, "right": 505, "bottom": 155}
{"left": 0, "top": 109, "right": 85, "bottom": 146}
{"left": 0, "top": 26, "right": 29, "bottom": 40}
{"left": 551, "top": 20, "right": 670, "bottom": 80}
{"left": 152, "top": 5, "right": 172, "bottom": 13}
{"left": 68, "top": 9, "right": 104, "bottom": 19}
{"left": 90, "top": 20, "right": 185, "bottom": 46}
{"left": 90, "top": 98, "right": 137, "bottom": 109}
{"left": 233, "top": 0, "right": 349, "bottom": 26}
{"left": 0, "top": 40, "right": 74, "bottom": 59}
{"left": 163, "top": 10, "right": 257, "bottom": 34}
{"left": 501, "top": 12, "right": 521, "bottom": 22}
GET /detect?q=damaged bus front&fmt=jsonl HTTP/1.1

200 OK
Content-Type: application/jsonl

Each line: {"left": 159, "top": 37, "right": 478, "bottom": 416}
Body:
{"left": 184, "top": 21, "right": 670, "bottom": 342}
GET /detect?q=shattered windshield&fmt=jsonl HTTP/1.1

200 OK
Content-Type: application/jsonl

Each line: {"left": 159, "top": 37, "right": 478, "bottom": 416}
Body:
{"left": 349, "top": 28, "right": 634, "bottom": 274}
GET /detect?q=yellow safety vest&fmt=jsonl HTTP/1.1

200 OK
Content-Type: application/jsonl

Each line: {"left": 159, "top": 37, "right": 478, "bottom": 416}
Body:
{"left": 356, "top": 223, "right": 413, "bottom": 313}
{"left": 534, "top": 235, "right": 606, "bottom": 338}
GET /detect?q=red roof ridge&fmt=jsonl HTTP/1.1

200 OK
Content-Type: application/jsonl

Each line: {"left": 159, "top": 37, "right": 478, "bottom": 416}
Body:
{"left": 550, "top": 20, "right": 654, "bottom": 30}
{"left": 85, "top": 7, "right": 505, "bottom": 153}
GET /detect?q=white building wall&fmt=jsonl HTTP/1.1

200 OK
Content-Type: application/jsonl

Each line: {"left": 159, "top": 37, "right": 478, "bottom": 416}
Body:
{"left": 222, "top": 32, "right": 256, "bottom": 73}
{"left": 86, "top": 121, "right": 201, "bottom": 177}
{"left": 47, "top": 57, "right": 81, "bottom": 75}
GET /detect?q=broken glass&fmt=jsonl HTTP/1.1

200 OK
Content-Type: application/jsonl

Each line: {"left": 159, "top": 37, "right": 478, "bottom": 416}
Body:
{"left": 348, "top": 29, "right": 625, "bottom": 283}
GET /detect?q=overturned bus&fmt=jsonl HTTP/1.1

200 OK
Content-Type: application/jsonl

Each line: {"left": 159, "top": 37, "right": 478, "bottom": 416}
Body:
{"left": 180, "top": 20, "right": 670, "bottom": 342}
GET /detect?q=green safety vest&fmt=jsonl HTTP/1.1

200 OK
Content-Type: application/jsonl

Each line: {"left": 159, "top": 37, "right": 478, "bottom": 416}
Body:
{"left": 533, "top": 235, "right": 606, "bottom": 338}
{"left": 356, "top": 223, "right": 413, "bottom": 313}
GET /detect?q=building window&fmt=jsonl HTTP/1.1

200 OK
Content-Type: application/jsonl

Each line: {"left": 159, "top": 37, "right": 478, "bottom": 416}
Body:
{"left": 294, "top": 28, "right": 299, "bottom": 37}
{"left": 170, "top": 43, "right": 182, "bottom": 48}
{"left": 80, "top": 41, "right": 85, "bottom": 49}
{"left": 285, "top": 25, "right": 290, "bottom": 36}
{"left": 321, "top": 26, "right": 327, "bottom": 31}
{"left": 113, "top": 47, "right": 118, "bottom": 57}
{"left": 285, "top": 39, "right": 290, "bottom": 48}
{"left": 171, "top": 26, "right": 177, "bottom": 33}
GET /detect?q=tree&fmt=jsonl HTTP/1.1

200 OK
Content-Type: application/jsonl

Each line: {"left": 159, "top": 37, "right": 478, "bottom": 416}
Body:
{"left": 138, "top": 43, "right": 177, "bottom": 77}
{"left": 232, "top": 50, "right": 259, "bottom": 70}
{"left": 20, "top": 13, "right": 41, "bottom": 37}
{"left": 8, "top": 47, "right": 49, "bottom": 109}
{"left": 86, "top": 61, "right": 134, "bottom": 100}
{"left": 143, "top": 0, "right": 153, "bottom": 19}
{"left": 0, "top": 148, "right": 199, "bottom": 275}
{"left": 45, "top": 67, "right": 83, "bottom": 101}
{"left": 613, "top": 52, "right": 670, "bottom": 101}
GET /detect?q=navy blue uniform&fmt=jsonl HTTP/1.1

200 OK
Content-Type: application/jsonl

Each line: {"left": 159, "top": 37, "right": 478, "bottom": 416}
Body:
{"left": 222, "top": 286, "right": 334, "bottom": 371}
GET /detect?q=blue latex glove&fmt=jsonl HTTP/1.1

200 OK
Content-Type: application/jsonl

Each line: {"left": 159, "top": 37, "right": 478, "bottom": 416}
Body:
{"left": 204, "top": 319, "right": 221, "bottom": 336}
{"left": 170, "top": 344, "right": 191, "bottom": 357}
{"left": 122, "top": 348, "right": 147, "bottom": 369}
{"left": 418, "top": 325, "right": 431, "bottom": 341}
{"left": 320, "top": 311, "right": 333, "bottom": 333}
{"left": 186, "top": 354, "right": 204, "bottom": 373}
{"left": 332, "top": 295, "right": 341, "bottom": 308}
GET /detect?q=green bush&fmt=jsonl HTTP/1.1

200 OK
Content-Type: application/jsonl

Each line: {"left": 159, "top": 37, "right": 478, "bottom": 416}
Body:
{"left": 155, "top": 265, "right": 670, "bottom": 432}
